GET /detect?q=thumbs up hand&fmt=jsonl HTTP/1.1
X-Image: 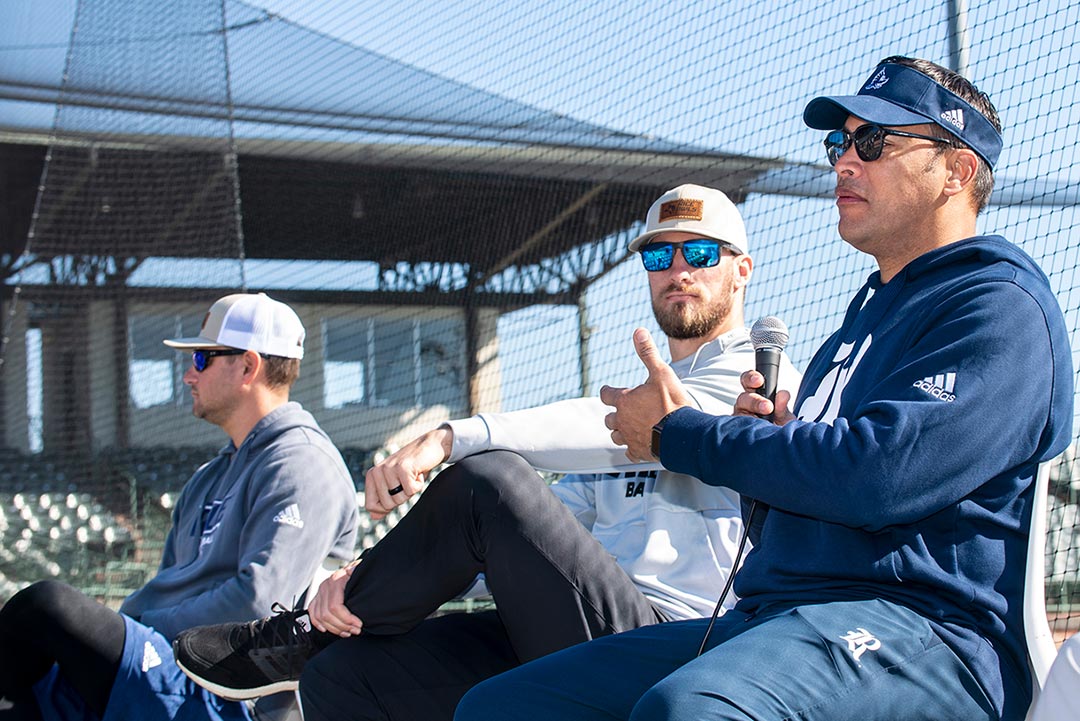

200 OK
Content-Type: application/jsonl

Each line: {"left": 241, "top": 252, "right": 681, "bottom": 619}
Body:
{"left": 599, "top": 328, "right": 691, "bottom": 463}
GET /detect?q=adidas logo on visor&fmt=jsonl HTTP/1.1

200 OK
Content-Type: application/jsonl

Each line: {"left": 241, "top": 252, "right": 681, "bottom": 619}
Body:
{"left": 940, "top": 108, "right": 965, "bottom": 130}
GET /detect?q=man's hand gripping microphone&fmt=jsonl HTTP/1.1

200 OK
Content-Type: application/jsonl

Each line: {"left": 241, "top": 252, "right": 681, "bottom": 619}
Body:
{"left": 749, "top": 316, "right": 789, "bottom": 421}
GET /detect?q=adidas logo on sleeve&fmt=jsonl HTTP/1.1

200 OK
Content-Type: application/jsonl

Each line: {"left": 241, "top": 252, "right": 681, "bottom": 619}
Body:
{"left": 913, "top": 373, "right": 956, "bottom": 402}
{"left": 272, "top": 503, "right": 305, "bottom": 528}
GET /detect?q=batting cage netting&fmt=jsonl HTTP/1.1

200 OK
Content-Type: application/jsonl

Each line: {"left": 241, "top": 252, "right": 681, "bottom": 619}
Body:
{"left": 0, "top": 0, "right": 1077, "bottom": 646}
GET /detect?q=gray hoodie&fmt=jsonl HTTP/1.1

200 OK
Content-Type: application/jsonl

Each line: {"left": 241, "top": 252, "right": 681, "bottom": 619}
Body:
{"left": 120, "top": 402, "right": 358, "bottom": 640}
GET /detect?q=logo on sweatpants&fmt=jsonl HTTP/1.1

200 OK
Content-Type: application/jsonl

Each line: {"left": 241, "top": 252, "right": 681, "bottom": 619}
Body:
{"left": 142, "top": 641, "right": 162, "bottom": 672}
{"left": 839, "top": 627, "right": 881, "bottom": 662}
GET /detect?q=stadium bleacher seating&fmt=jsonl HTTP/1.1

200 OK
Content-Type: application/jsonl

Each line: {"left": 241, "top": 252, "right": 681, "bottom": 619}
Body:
{"left": 0, "top": 446, "right": 406, "bottom": 606}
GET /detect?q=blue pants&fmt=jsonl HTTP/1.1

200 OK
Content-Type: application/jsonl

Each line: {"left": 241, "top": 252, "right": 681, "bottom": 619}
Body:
{"left": 455, "top": 599, "right": 1001, "bottom": 721}
{"left": 33, "top": 615, "right": 251, "bottom": 721}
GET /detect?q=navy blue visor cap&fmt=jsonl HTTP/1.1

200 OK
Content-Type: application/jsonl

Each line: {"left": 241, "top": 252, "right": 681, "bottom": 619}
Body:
{"left": 803, "top": 62, "right": 1002, "bottom": 170}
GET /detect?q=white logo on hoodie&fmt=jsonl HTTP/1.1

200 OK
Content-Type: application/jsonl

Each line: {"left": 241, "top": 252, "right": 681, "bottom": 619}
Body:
{"left": 798, "top": 334, "right": 873, "bottom": 424}
{"left": 273, "top": 503, "right": 305, "bottom": 528}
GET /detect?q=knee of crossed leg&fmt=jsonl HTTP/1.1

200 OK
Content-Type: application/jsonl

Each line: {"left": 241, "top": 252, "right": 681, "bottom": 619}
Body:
{"left": 433, "top": 450, "right": 548, "bottom": 511}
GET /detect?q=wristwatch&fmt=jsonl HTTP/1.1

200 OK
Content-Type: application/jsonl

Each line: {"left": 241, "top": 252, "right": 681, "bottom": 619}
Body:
{"left": 651, "top": 411, "right": 675, "bottom": 459}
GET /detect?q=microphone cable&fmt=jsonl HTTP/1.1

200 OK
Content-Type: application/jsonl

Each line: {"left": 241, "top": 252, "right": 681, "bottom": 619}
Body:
{"left": 696, "top": 498, "right": 758, "bottom": 657}
{"left": 696, "top": 317, "right": 786, "bottom": 655}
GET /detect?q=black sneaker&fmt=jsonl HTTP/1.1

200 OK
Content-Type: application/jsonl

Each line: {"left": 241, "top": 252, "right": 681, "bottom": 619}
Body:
{"left": 173, "top": 603, "right": 319, "bottom": 700}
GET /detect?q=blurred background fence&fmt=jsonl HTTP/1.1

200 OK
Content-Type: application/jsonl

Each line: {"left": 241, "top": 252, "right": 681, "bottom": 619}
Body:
{"left": 0, "top": 0, "right": 1076, "bottom": 643}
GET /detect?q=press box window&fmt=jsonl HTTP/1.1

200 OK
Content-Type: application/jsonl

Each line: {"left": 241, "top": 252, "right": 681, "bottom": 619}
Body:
{"left": 128, "top": 312, "right": 203, "bottom": 408}
{"left": 323, "top": 315, "right": 464, "bottom": 410}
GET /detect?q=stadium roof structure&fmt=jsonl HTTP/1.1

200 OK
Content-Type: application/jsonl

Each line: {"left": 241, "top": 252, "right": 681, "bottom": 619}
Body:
{"left": 1, "top": 0, "right": 1071, "bottom": 307}
{"left": 0, "top": 0, "right": 832, "bottom": 308}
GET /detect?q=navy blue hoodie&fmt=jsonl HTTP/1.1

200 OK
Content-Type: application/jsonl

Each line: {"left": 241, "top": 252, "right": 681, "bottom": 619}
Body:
{"left": 660, "top": 236, "right": 1073, "bottom": 719}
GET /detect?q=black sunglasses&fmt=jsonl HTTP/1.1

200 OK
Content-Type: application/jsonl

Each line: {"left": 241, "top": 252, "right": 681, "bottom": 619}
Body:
{"left": 639, "top": 239, "right": 734, "bottom": 272}
{"left": 191, "top": 348, "right": 245, "bottom": 372}
{"left": 824, "top": 124, "right": 953, "bottom": 166}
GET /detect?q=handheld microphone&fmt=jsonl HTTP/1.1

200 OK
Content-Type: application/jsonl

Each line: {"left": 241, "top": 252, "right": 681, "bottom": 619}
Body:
{"left": 750, "top": 316, "right": 789, "bottom": 419}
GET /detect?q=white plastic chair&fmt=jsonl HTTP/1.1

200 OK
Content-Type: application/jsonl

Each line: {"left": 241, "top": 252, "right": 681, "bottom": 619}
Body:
{"left": 302, "top": 556, "right": 348, "bottom": 609}
{"left": 1023, "top": 462, "right": 1057, "bottom": 721}
{"left": 1028, "top": 634, "right": 1080, "bottom": 721}
{"left": 250, "top": 691, "right": 304, "bottom": 721}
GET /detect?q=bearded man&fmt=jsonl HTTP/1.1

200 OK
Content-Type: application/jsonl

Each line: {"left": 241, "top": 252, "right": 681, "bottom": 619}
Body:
{"left": 175, "top": 185, "right": 800, "bottom": 721}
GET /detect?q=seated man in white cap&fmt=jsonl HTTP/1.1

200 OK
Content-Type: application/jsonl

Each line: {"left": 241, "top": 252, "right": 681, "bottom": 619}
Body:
{"left": 0, "top": 293, "right": 359, "bottom": 721}
{"left": 173, "top": 186, "right": 800, "bottom": 721}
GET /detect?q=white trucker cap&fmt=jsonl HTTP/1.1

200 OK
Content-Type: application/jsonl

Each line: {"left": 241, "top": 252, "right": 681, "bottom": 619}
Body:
{"left": 627, "top": 184, "right": 748, "bottom": 256}
{"left": 163, "top": 293, "right": 305, "bottom": 359}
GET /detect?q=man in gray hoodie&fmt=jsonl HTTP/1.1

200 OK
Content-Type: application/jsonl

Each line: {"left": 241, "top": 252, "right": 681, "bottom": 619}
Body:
{"left": 0, "top": 292, "right": 358, "bottom": 721}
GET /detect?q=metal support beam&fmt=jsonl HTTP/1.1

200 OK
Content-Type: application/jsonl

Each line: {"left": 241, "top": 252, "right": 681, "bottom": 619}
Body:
{"left": 577, "top": 290, "right": 592, "bottom": 397}
{"left": 947, "top": 0, "right": 970, "bottom": 76}
{"left": 112, "top": 291, "right": 130, "bottom": 448}
{"left": 464, "top": 293, "right": 480, "bottom": 416}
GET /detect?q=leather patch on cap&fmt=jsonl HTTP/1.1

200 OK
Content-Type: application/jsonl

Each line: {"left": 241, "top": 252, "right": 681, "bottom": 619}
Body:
{"left": 659, "top": 198, "right": 703, "bottom": 222}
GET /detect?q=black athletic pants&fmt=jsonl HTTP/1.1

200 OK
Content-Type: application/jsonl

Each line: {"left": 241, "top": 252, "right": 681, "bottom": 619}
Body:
{"left": 0, "top": 579, "right": 127, "bottom": 720}
{"left": 299, "top": 451, "right": 664, "bottom": 721}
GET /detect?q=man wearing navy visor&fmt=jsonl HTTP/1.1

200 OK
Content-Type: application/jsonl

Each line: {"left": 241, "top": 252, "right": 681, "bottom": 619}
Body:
{"left": 456, "top": 56, "right": 1072, "bottom": 721}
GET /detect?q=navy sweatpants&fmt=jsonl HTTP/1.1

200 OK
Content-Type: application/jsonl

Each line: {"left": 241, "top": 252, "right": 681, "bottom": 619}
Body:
{"left": 456, "top": 598, "right": 1008, "bottom": 721}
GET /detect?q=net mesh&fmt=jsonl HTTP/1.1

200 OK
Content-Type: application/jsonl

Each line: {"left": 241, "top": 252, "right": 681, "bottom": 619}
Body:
{"left": 0, "top": 0, "right": 1076, "bottom": 648}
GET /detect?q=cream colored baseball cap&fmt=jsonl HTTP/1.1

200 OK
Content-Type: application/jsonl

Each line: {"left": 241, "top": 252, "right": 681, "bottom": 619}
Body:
{"left": 628, "top": 184, "right": 748, "bottom": 255}
{"left": 163, "top": 293, "right": 305, "bottom": 359}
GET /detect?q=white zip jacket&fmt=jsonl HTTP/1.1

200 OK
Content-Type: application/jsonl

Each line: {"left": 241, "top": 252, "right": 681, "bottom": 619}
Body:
{"left": 445, "top": 326, "right": 801, "bottom": 621}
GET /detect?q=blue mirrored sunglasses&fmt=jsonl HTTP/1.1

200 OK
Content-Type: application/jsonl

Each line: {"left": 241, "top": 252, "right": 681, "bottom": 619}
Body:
{"left": 640, "top": 239, "right": 733, "bottom": 272}
{"left": 191, "top": 348, "right": 245, "bottom": 372}
{"left": 824, "top": 123, "right": 953, "bottom": 166}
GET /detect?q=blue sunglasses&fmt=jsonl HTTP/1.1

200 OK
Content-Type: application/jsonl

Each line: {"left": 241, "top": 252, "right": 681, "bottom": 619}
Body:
{"left": 191, "top": 348, "right": 245, "bottom": 372}
{"left": 639, "top": 239, "right": 734, "bottom": 272}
